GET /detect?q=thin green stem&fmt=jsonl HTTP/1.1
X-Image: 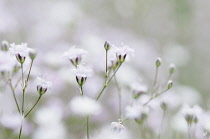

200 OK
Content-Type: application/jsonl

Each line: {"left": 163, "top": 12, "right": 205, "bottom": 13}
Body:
{"left": 154, "top": 66, "right": 159, "bottom": 87}
{"left": 87, "top": 116, "right": 90, "bottom": 139}
{"left": 8, "top": 80, "right": 20, "bottom": 113}
{"left": 105, "top": 50, "right": 108, "bottom": 75}
{"left": 114, "top": 75, "right": 122, "bottom": 118}
{"left": 80, "top": 85, "right": 84, "bottom": 96}
{"left": 187, "top": 124, "right": 192, "bottom": 139}
{"left": 24, "top": 95, "right": 42, "bottom": 118}
{"left": 157, "top": 110, "right": 167, "bottom": 139}
{"left": 18, "top": 118, "right": 23, "bottom": 139}
{"left": 21, "top": 64, "right": 25, "bottom": 115}
{"left": 143, "top": 88, "right": 169, "bottom": 106}
{"left": 26, "top": 60, "right": 34, "bottom": 84}
{"left": 96, "top": 63, "right": 122, "bottom": 101}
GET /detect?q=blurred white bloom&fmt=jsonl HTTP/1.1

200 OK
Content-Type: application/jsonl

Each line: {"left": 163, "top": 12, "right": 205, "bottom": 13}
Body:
{"left": 73, "top": 64, "right": 93, "bottom": 86}
{"left": 131, "top": 82, "right": 148, "bottom": 99}
{"left": 63, "top": 46, "right": 87, "bottom": 66}
{"left": 69, "top": 96, "right": 101, "bottom": 116}
{"left": 28, "top": 48, "right": 37, "bottom": 60}
{"left": 125, "top": 103, "right": 149, "bottom": 121}
{"left": 110, "top": 121, "right": 125, "bottom": 133}
{"left": 181, "top": 104, "right": 203, "bottom": 125}
{"left": 35, "top": 77, "right": 52, "bottom": 95}
{"left": 92, "top": 125, "right": 130, "bottom": 139}
{"left": 9, "top": 43, "right": 28, "bottom": 57}
{"left": 113, "top": 43, "right": 134, "bottom": 63}
{"left": 0, "top": 51, "right": 16, "bottom": 72}
{"left": 9, "top": 43, "right": 29, "bottom": 64}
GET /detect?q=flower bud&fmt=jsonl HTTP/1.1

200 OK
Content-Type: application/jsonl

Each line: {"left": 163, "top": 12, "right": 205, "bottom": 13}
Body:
{"left": 1, "top": 40, "right": 9, "bottom": 51}
{"left": 104, "top": 41, "right": 111, "bottom": 51}
{"left": 28, "top": 48, "right": 37, "bottom": 60}
{"left": 167, "top": 80, "right": 173, "bottom": 89}
{"left": 156, "top": 57, "right": 162, "bottom": 67}
{"left": 37, "top": 85, "right": 47, "bottom": 95}
{"left": 169, "top": 64, "right": 176, "bottom": 74}
{"left": 160, "top": 101, "right": 167, "bottom": 111}
{"left": 185, "top": 113, "right": 194, "bottom": 125}
{"left": 76, "top": 76, "right": 87, "bottom": 86}
{"left": 15, "top": 54, "right": 26, "bottom": 64}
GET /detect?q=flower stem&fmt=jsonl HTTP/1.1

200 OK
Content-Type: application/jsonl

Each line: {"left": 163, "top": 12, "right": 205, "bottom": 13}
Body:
{"left": 105, "top": 50, "right": 108, "bottom": 75}
{"left": 80, "top": 85, "right": 84, "bottom": 96}
{"left": 8, "top": 79, "right": 20, "bottom": 113}
{"left": 18, "top": 118, "right": 23, "bottom": 139}
{"left": 153, "top": 66, "right": 159, "bottom": 87}
{"left": 21, "top": 64, "right": 25, "bottom": 115}
{"left": 157, "top": 110, "right": 167, "bottom": 139}
{"left": 114, "top": 75, "right": 122, "bottom": 118}
{"left": 188, "top": 124, "right": 192, "bottom": 139}
{"left": 24, "top": 95, "right": 42, "bottom": 118}
{"left": 96, "top": 63, "right": 122, "bottom": 101}
{"left": 87, "top": 116, "right": 90, "bottom": 139}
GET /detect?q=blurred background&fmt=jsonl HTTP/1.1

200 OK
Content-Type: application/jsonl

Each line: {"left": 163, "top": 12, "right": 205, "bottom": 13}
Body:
{"left": 0, "top": 0, "right": 210, "bottom": 139}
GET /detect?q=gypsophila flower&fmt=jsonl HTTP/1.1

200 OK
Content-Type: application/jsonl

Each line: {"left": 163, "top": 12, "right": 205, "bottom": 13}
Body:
{"left": 63, "top": 46, "right": 87, "bottom": 67}
{"left": 73, "top": 64, "right": 92, "bottom": 86}
{"left": 35, "top": 77, "right": 52, "bottom": 95}
{"left": 69, "top": 96, "right": 101, "bottom": 116}
{"left": 9, "top": 43, "right": 29, "bottom": 64}
{"left": 125, "top": 103, "right": 149, "bottom": 124}
{"left": 113, "top": 43, "right": 134, "bottom": 63}
{"left": 110, "top": 121, "right": 125, "bottom": 133}
{"left": 131, "top": 82, "right": 148, "bottom": 99}
{"left": 0, "top": 51, "right": 16, "bottom": 73}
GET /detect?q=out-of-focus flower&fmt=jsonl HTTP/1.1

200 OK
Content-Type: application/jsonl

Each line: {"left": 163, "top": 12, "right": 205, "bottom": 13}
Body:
{"left": 125, "top": 103, "right": 150, "bottom": 124}
{"left": 113, "top": 43, "right": 134, "bottom": 63}
{"left": 63, "top": 46, "right": 87, "bottom": 67}
{"left": 181, "top": 105, "right": 203, "bottom": 125}
{"left": 0, "top": 51, "right": 16, "bottom": 73}
{"left": 9, "top": 43, "right": 29, "bottom": 64}
{"left": 130, "top": 82, "right": 148, "bottom": 99}
{"left": 35, "top": 77, "right": 52, "bottom": 95}
{"left": 73, "top": 64, "right": 92, "bottom": 86}
{"left": 69, "top": 96, "right": 101, "bottom": 116}
{"left": 1, "top": 40, "right": 10, "bottom": 51}
{"left": 110, "top": 121, "right": 125, "bottom": 133}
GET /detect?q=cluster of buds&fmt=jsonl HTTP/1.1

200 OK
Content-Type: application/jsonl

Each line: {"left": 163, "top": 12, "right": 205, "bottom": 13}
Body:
{"left": 35, "top": 77, "right": 52, "bottom": 95}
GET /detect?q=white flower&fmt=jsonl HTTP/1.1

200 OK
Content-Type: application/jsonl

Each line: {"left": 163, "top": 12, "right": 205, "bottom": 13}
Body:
{"left": 73, "top": 64, "right": 93, "bottom": 86}
{"left": 0, "top": 51, "right": 16, "bottom": 72}
{"left": 131, "top": 82, "right": 148, "bottom": 99}
{"left": 110, "top": 121, "right": 125, "bottom": 133}
{"left": 63, "top": 46, "right": 87, "bottom": 66}
{"left": 9, "top": 43, "right": 29, "bottom": 63}
{"left": 113, "top": 43, "right": 134, "bottom": 63}
{"left": 181, "top": 104, "right": 203, "bottom": 125}
{"left": 35, "top": 77, "right": 52, "bottom": 95}
{"left": 69, "top": 96, "right": 101, "bottom": 116}
{"left": 9, "top": 43, "right": 28, "bottom": 57}
{"left": 125, "top": 103, "right": 149, "bottom": 121}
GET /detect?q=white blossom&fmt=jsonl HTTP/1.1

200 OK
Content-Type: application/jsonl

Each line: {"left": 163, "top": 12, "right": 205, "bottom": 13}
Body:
{"left": 35, "top": 77, "right": 52, "bottom": 95}
{"left": 69, "top": 96, "right": 101, "bottom": 116}
{"left": 9, "top": 43, "right": 29, "bottom": 57}
{"left": 110, "top": 121, "right": 125, "bottom": 133}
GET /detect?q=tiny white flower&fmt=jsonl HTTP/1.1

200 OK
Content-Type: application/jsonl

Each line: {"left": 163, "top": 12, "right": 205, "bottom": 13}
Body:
{"left": 9, "top": 43, "right": 29, "bottom": 64}
{"left": 0, "top": 51, "right": 16, "bottom": 73}
{"left": 69, "top": 96, "right": 101, "bottom": 116}
{"left": 110, "top": 121, "right": 125, "bottom": 133}
{"left": 35, "top": 77, "right": 52, "bottom": 95}
{"left": 73, "top": 64, "right": 92, "bottom": 86}
{"left": 63, "top": 46, "right": 87, "bottom": 67}
{"left": 131, "top": 82, "right": 148, "bottom": 99}
{"left": 125, "top": 103, "right": 149, "bottom": 123}
{"left": 113, "top": 43, "right": 134, "bottom": 63}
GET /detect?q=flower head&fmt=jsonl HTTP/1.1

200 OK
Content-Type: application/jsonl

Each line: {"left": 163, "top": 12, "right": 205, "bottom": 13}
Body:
{"left": 73, "top": 64, "right": 92, "bottom": 86}
{"left": 69, "top": 96, "right": 101, "bottom": 116}
{"left": 125, "top": 103, "right": 150, "bottom": 124}
{"left": 9, "top": 43, "right": 29, "bottom": 64}
{"left": 35, "top": 77, "right": 52, "bottom": 95}
{"left": 0, "top": 51, "right": 16, "bottom": 73}
{"left": 110, "top": 121, "right": 125, "bottom": 133}
{"left": 63, "top": 46, "right": 87, "bottom": 67}
{"left": 113, "top": 43, "right": 134, "bottom": 63}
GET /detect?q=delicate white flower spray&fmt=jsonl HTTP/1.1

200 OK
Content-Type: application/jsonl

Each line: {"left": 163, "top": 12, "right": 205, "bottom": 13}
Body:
{"left": 1, "top": 41, "right": 52, "bottom": 139}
